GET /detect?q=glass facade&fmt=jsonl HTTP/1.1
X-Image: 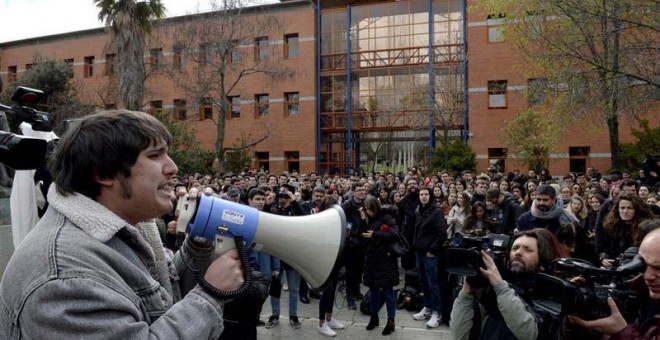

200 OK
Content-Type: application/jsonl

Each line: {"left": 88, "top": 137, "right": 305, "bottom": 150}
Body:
{"left": 319, "top": 0, "right": 466, "bottom": 174}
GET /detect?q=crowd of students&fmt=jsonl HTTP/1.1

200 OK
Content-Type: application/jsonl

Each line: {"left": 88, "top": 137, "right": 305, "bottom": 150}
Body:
{"left": 158, "top": 164, "right": 659, "bottom": 337}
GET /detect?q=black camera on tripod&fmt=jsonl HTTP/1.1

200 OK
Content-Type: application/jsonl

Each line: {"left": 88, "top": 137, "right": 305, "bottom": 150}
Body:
{"left": 445, "top": 233, "right": 511, "bottom": 287}
{"left": 0, "top": 87, "right": 51, "bottom": 170}
{"left": 533, "top": 256, "right": 645, "bottom": 323}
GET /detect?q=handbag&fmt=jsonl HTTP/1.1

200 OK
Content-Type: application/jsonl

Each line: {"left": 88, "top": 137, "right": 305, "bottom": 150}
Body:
{"left": 388, "top": 230, "right": 410, "bottom": 257}
{"left": 268, "top": 273, "right": 282, "bottom": 298}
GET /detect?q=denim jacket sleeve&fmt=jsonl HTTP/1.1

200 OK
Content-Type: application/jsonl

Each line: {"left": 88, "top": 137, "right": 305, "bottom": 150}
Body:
{"left": 17, "top": 277, "right": 225, "bottom": 340}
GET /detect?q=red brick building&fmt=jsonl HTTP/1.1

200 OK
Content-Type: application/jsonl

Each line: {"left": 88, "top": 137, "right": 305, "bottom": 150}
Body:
{"left": 1, "top": 0, "right": 657, "bottom": 176}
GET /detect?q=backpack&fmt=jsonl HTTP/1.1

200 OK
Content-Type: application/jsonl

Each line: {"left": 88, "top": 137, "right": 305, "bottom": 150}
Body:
{"left": 396, "top": 286, "right": 424, "bottom": 311}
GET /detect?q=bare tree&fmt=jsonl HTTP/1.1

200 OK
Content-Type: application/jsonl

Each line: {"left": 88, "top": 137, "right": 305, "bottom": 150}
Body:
{"left": 167, "top": 0, "right": 292, "bottom": 172}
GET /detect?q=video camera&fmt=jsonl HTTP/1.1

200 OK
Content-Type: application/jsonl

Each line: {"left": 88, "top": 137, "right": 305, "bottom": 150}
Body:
{"left": 0, "top": 87, "right": 51, "bottom": 170}
{"left": 533, "top": 256, "right": 645, "bottom": 322}
{"left": 445, "top": 233, "right": 511, "bottom": 287}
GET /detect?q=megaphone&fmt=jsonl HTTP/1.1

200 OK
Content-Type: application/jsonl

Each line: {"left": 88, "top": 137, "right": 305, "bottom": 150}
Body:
{"left": 177, "top": 194, "right": 346, "bottom": 292}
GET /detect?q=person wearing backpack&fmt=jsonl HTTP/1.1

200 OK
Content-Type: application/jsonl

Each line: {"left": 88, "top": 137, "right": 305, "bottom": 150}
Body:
{"left": 359, "top": 196, "right": 401, "bottom": 335}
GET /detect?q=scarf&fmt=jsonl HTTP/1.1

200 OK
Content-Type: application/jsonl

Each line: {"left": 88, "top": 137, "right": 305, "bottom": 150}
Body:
{"left": 530, "top": 198, "right": 578, "bottom": 225}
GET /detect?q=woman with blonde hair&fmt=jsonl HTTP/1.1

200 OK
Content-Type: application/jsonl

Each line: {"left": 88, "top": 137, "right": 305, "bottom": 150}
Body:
{"left": 564, "top": 195, "right": 587, "bottom": 224}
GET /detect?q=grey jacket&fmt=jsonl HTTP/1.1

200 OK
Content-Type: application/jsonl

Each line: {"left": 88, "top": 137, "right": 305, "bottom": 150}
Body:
{"left": 0, "top": 187, "right": 226, "bottom": 339}
{"left": 450, "top": 281, "right": 539, "bottom": 340}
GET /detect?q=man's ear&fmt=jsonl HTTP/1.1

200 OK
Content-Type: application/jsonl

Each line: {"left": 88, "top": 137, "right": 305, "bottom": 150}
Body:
{"left": 95, "top": 174, "right": 114, "bottom": 188}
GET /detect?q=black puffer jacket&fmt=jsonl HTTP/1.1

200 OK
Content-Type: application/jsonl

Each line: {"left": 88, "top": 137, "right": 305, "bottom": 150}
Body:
{"left": 361, "top": 211, "right": 400, "bottom": 288}
{"left": 413, "top": 203, "right": 447, "bottom": 255}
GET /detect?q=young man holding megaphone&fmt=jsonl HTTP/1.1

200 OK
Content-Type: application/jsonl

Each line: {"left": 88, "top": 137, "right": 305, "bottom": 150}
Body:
{"left": 0, "top": 110, "right": 245, "bottom": 339}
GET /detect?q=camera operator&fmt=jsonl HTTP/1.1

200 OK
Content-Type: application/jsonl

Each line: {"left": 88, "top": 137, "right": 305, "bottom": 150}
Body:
{"left": 450, "top": 229, "right": 563, "bottom": 340}
{"left": 567, "top": 227, "right": 660, "bottom": 339}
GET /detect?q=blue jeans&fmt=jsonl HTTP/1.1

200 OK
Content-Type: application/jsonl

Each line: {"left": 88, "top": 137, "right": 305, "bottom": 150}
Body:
{"left": 416, "top": 253, "right": 441, "bottom": 313}
{"left": 271, "top": 268, "right": 300, "bottom": 317}
{"left": 369, "top": 287, "right": 396, "bottom": 318}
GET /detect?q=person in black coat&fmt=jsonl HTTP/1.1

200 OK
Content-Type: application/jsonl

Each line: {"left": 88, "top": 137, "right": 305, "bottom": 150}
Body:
{"left": 411, "top": 186, "right": 448, "bottom": 328}
{"left": 360, "top": 196, "right": 400, "bottom": 335}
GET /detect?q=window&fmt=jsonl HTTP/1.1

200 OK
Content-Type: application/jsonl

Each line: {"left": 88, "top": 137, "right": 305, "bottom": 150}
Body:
{"left": 228, "top": 96, "right": 241, "bottom": 119}
{"left": 105, "top": 54, "right": 116, "bottom": 76}
{"left": 173, "top": 45, "right": 185, "bottom": 70}
{"left": 174, "top": 99, "right": 187, "bottom": 120}
{"left": 488, "top": 148, "right": 508, "bottom": 172}
{"left": 200, "top": 97, "right": 213, "bottom": 120}
{"left": 7, "top": 66, "right": 17, "bottom": 81}
{"left": 528, "top": 78, "right": 547, "bottom": 106}
{"left": 569, "top": 146, "right": 590, "bottom": 173}
{"left": 285, "top": 151, "right": 300, "bottom": 173}
{"left": 284, "top": 34, "right": 299, "bottom": 59}
{"left": 254, "top": 37, "right": 268, "bottom": 61}
{"left": 150, "top": 48, "right": 163, "bottom": 70}
{"left": 285, "top": 92, "right": 300, "bottom": 115}
{"left": 487, "top": 14, "right": 505, "bottom": 43}
{"left": 255, "top": 94, "right": 269, "bottom": 117}
{"left": 488, "top": 80, "right": 507, "bottom": 108}
{"left": 84, "top": 56, "right": 95, "bottom": 78}
{"left": 150, "top": 100, "right": 163, "bottom": 115}
{"left": 256, "top": 152, "right": 269, "bottom": 172}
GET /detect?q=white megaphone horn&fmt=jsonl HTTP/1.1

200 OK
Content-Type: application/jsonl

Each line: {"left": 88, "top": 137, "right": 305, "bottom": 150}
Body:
{"left": 177, "top": 194, "right": 346, "bottom": 292}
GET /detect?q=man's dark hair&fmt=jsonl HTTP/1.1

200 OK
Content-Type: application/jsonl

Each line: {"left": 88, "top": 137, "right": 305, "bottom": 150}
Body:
{"left": 351, "top": 182, "right": 363, "bottom": 191}
{"left": 511, "top": 229, "right": 560, "bottom": 272}
{"left": 313, "top": 186, "right": 326, "bottom": 194}
{"left": 49, "top": 110, "right": 172, "bottom": 199}
{"left": 248, "top": 188, "right": 265, "bottom": 200}
{"left": 618, "top": 178, "right": 637, "bottom": 189}
{"left": 486, "top": 188, "right": 501, "bottom": 200}
{"left": 536, "top": 185, "right": 556, "bottom": 199}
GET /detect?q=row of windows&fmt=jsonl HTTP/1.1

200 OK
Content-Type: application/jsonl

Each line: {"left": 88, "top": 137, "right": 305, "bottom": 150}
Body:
{"left": 487, "top": 78, "right": 548, "bottom": 109}
{"left": 488, "top": 146, "right": 592, "bottom": 173}
{"left": 147, "top": 92, "right": 301, "bottom": 121}
{"left": 3, "top": 34, "right": 300, "bottom": 80}
{"left": 253, "top": 151, "right": 301, "bottom": 173}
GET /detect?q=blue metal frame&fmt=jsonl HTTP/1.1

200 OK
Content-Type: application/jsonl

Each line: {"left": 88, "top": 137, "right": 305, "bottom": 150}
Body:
{"left": 427, "top": 0, "right": 436, "bottom": 161}
{"left": 462, "top": 0, "right": 469, "bottom": 146}
{"left": 346, "top": 5, "right": 353, "bottom": 173}
{"left": 316, "top": 0, "right": 322, "bottom": 173}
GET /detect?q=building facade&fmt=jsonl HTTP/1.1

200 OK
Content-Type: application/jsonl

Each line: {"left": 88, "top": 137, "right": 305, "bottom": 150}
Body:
{"left": 1, "top": 0, "right": 657, "bottom": 176}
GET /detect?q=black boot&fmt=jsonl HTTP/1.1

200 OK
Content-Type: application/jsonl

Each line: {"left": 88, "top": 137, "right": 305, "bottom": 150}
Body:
{"left": 366, "top": 314, "right": 379, "bottom": 330}
{"left": 382, "top": 317, "right": 395, "bottom": 335}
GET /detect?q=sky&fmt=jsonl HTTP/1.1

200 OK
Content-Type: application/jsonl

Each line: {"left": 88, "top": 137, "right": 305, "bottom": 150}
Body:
{"left": 0, "top": 0, "right": 247, "bottom": 43}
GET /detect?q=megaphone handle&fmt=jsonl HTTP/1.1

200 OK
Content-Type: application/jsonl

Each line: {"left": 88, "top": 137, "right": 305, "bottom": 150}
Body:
{"left": 194, "top": 235, "right": 253, "bottom": 300}
{"left": 176, "top": 195, "right": 197, "bottom": 234}
{"left": 214, "top": 234, "right": 237, "bottom": 256}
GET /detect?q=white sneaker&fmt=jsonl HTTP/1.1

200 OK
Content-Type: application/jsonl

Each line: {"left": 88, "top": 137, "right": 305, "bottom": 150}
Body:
{"left": 318, "top": 323, "right": 337, "bottom": 337}
{"left": 412, "top": 307, "right": 432, "bottom": 320}
{"left": 326, "top": 318, "right": 345, "bottom": 329}
{"left": 426, "top": 312, "right": 440, "bottom": 328}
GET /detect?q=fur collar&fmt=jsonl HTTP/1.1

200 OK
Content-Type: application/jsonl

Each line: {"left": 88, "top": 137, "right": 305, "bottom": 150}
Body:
{"left": 47, "top": 185, "right": 130, "bottom": 242}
